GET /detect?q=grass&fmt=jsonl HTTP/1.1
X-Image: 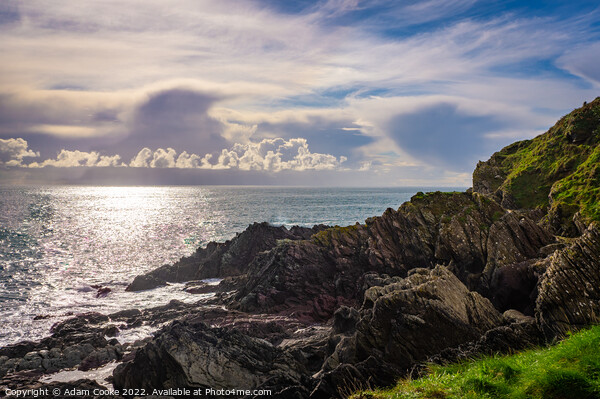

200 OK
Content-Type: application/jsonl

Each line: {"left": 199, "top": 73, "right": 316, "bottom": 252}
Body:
{"left": 351, "top": 325, "right": 600, "bottom": 399}
{"left": 472, "top": 97, "right": 600, "bottom": 232}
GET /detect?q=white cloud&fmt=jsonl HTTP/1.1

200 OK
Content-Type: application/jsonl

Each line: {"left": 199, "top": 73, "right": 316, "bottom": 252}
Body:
{"left": 29, "top": 150, "right": 122, "bottom": 168}
{"left": 129, "top": 148, "right": 152, "bottom": 168}
{"left": 5, "top": 137, "right": 346, "bottom": 171}
{"left": 175, "top": 151, "right": 203, "bottom": 169}
{"left": 123, "top": 139, "right": 346, "bottom": 171}
{"left": 150, "top": 148, "right": 177, "bottom": 168}
{"left": 0, "top": 138, "right": 39, "bottom": 166}
{"left": 210, "top": 138, "right": 346, "bottom": 171}
{"left": 127, "top": 138, "right": 346, "bottom": 171}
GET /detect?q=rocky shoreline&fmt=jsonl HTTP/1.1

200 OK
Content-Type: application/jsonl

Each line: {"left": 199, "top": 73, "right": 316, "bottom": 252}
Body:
{"left": 1, "top": 99, "right": 600, "bottom": 398}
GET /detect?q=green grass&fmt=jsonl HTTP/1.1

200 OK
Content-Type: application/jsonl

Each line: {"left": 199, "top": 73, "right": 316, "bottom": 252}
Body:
{"left": 472, "top": 97, "right": 600, "bottom": 232}
{"left": 351, "top": 325, "right": 600, "bottom": 399}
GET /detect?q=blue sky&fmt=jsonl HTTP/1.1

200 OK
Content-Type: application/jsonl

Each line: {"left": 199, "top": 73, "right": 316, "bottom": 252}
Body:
{"left": 0, "top": 0, "right": 599, "bottom": 186}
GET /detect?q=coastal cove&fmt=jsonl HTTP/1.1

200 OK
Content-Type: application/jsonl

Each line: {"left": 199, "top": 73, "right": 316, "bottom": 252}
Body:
{"left": 3, "top": 0, "right": 600, "bottom": 396}
{"left": 1, "top": 98, "right": 599, "bottom": 397}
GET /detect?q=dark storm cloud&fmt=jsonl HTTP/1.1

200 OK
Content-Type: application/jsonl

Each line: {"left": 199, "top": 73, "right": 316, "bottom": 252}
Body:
{"left": 102, "top": 89, "right": 228, "bottom": 160}
{"left": 388, "top": 103, "right": 507, "bottom": 171}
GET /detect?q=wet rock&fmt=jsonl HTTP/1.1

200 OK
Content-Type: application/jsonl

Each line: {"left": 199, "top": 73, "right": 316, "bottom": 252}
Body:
{"left": 183, "top": 281, "right": 215, "bottom": 294}
{"left": 95, "top": 287, "right": 111, "bottom": 298}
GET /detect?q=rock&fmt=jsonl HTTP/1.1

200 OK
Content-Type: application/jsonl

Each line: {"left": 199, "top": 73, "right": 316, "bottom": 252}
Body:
{"left": 233, "top": 192, "right": 552, "bottom": 321}
{"left": 354, "top": 266, "right": 502, "bottom": 370}
{"left": 78, "top": 344, "right": 123, "bottom": 371}
{"left": 183, "top": 281, "right": 215, "bottom": 294}
{"left": 113, "top": 320, "right": 308, "bottom": 393}
{"left": 489, "top": 259, "right": 542, "bottom": 315}
{"left": 503, "top": 309, "right": 535, "bottom": 324}
{"left": 126, "top": 223, "right": 328, "bottom": 291}
{"left": 536, "top": 223, "right": 600, "bottom": 339}
{"left": 332, "top": 306, "right": 359, "bottom": 335}
{"left": 310, "top": 266, "right": 503, "bottom": 396}
{"left": 95, "top": 287, "right": 111, "bottom": 298}
{"left": 428, "top": 316, "right": 544, "bottom": 366}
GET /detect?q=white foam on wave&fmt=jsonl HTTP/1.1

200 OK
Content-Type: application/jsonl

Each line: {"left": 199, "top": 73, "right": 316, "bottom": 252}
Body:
{"left": 40, "top": 361, "right": 119, "bottom": 389}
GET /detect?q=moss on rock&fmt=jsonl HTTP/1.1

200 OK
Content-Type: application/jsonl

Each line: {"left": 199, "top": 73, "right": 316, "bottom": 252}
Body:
{"left": 473, "top": 97, "right": 600, "bottom": 234}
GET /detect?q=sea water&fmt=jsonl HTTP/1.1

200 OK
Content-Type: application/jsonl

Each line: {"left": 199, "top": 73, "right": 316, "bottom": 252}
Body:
{"left": 0, "top": 185, "right": 462, "bottom": 346}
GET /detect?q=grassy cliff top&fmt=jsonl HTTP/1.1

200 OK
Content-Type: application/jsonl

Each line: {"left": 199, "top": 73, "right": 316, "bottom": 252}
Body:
{"left": 352, "top": 324, "right": 600, "bottom": 399}
{"left": 472, "top": 97, "right": 600, "bottom": 234}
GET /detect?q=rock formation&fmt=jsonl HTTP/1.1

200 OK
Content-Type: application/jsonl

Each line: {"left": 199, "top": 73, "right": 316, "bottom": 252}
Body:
{"left": 126, "top": 222, "right": 328, "bottom": 292}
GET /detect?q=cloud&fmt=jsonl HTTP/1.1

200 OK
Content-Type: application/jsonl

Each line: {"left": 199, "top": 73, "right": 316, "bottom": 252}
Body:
{"left": 0, "top": 138, "right": 39, "bottom": 166}
{"left": 127, "top": 138, "right": 347, "bottom": 171}
{"left": 386, "top": 103, "right": 507, "bottom": 170}
{"left": 120, "top": 88, "right": 227, "bottom": 157}
{"left": 1, "top": 1, "right": 599, "bottom": 185}
{"left": 129, "top": 148, "right": 152, "bottom": 168}
{"left": 29, "top": 150, "right": 122, "bottom": 168}
{"left": 557, "top": 42, "right": 600, "bottom": 86}
{"left": 213, "top": 138, "right": 347, "bottom": 171}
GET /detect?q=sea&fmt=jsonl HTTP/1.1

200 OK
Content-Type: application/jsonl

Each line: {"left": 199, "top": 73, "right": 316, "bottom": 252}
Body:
{"left": 0, "top": 185, "right": 463, "bottom": 347}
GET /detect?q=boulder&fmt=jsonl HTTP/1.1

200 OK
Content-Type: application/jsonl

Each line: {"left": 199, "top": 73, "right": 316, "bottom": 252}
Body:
{"left": 311, "top": 266, "right": 503, "bottom": 397}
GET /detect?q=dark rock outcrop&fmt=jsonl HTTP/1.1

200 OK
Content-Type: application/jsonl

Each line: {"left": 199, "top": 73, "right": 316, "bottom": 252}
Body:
{"left": 311, "top": 266, "right": 503, "bottom": 397}
{"left": 112, "top": 320, "right": 309, "bottom": 395}
{"left": 126, "top": 223, "right": 327, "bottom": 291}
{"left": 428, "top": 311, "right": 544, "bottom": 366}
{"left": 232, "top": 192, "right": 553, "bottom": 321}
{"left": 536, "top": 223, "right": 600, "bottom": 339}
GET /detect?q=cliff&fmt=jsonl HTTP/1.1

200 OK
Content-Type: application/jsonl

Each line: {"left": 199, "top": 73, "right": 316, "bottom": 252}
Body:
{"left": 473, "top": 97, "right": 600, "bottom": 235}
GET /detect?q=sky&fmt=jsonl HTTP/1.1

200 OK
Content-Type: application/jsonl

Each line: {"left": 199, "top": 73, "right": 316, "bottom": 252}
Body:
{"left": 0, "top": 0, "right": 599, "bottom": 186}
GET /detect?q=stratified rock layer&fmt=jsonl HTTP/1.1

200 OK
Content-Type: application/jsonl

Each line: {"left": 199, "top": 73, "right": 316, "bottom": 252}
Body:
{"left": 233, "top": 192, "right": 553, "bottom": 321}
{"left": 536, "top": 223, "right": 600, "bottom": 338}
{"left": 112, "top": 320, "right": 310, "bottom": 396}
{"left": 127, "top": 223, "right": 327, "bottom": 291}
{"left": 311, "top": 266, "right": 503, "bottom": 397}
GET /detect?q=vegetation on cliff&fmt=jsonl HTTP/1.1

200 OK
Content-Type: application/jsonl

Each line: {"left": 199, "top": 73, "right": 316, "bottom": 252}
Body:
{"left": 473, "top": 97, "right": 600, "bottom": 234}
{"left": 352, "top": 324, "right": 600, "bottom": 399}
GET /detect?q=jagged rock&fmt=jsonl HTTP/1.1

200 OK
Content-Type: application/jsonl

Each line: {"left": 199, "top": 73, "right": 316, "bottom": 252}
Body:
{"left": 354, "top": 266, "right": 502, "bottom": 370}
{"left": 536, "top": 223, "right": 600, "bottom": 339}
{"left": 311, "top": 266, "right": 503, "bottom": 397}
{"left": 126, "top": 223, "right": 328, "bottom": 291}
{"left": 428, "top": 316, "right": 543, "bottom": 366}
{"left": 112, "top": 320, "right": 308, "bottom": 393}
{"left": 473, "top": 97, "right": 600, "bottom": 235}
{"left": 233, "top": 192, "right": 553, "bottom": 321}
{"left": 489, "top": 259, "right": 543, "bottom": 315}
